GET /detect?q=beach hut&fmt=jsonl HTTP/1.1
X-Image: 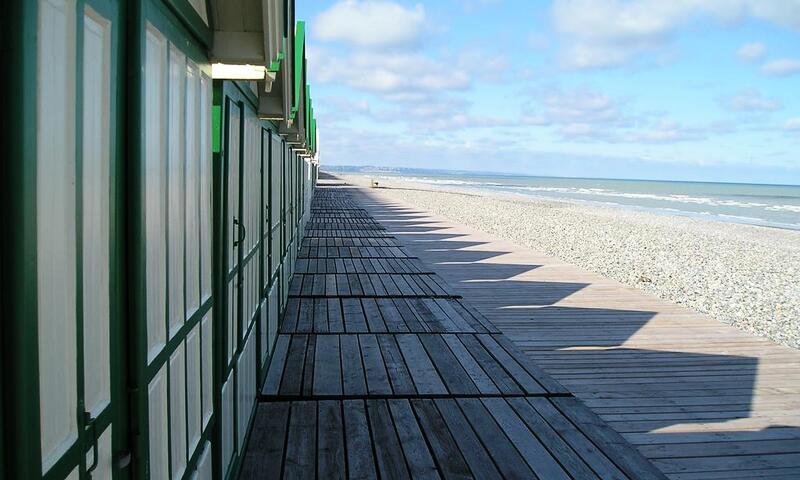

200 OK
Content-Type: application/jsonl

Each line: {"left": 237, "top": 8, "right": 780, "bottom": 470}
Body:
{"left": 0, "top": 0, "right": 318, "bottom": 478}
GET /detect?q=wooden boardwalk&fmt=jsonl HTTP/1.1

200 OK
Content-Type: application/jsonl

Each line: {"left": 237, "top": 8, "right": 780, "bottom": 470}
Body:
{"left": 354, "top": 182, "right": 800, "bottom": 479}
{"left": 240, "top": 179, "right": 667, "bottom": 479}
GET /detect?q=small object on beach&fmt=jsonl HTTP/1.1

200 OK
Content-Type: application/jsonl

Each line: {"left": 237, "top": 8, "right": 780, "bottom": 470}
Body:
{"left": 638, "top": 275, "right": 652, "bottom": 283}
{"left": 370, "top": 179, "right": 379, "bottom": 188}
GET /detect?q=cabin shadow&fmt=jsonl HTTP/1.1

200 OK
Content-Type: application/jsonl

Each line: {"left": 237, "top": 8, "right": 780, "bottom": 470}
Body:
{"left": 348, "top": 184, "right": 800, "bottom": 467}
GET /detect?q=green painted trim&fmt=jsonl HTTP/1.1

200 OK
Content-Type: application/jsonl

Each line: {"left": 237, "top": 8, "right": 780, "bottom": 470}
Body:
{"left": 291, "top": 21, "right": 305, "bottom": 119}
{"left": 0, "top": 2, "right": 41, "bottom": 478}
{"left": 212, "top": 105, "right": 222, "bottom": 153}
{"left": 0, "top": 0, "right": 45, "bottom": 476}
{"left": 267, "top": 48, "right": 285, "bottom": 73}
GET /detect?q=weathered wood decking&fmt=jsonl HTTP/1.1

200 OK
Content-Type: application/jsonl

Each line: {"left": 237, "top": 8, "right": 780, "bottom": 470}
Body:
{"left": 353, "top": 182, "right": 800, "bottom": 479}
{"left": 240, "top": 179, "right": 667, "bottom": 479}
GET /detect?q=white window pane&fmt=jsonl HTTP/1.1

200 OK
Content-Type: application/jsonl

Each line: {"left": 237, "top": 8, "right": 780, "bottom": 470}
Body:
{"left": 201, "top": 310, "right": 213, "bottom": 427}
{"left": 199, "top": 74, "right": 212, "bottom": 301}
{"left": 185, "top": 62, "right": 200, "bottom": 317}
{"left": 148, "top": 366, "right": 168, "bottom": 479}
{"left": 186, "top": 324, "right": 202, "bottom": 453}
{"left": 168, "top": 46, "right": 186, "bottom": 338}
{"left": 82, "top": 6, "right": 112, "bottom": 418}
{"left": 169, "top": 345, "right": 187, "bottom": 479}
{"left": 37, "top": 0, "right": 78, "bottom": 471}
{"left": 144, "top": 23, "right": 168, "bottom": 362}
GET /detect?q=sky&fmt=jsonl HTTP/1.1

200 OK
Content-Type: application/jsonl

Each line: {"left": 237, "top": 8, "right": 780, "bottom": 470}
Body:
{"left": 297, "top": 0, "right": 800, "bottom": 184}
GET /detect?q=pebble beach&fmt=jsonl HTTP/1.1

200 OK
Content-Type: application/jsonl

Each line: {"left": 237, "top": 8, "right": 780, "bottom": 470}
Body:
{"left": 339, "top": 173, "right": 800, "bottom": 349}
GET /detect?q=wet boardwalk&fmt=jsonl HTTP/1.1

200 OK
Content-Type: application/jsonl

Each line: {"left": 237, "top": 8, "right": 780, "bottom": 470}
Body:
{"left": 240, "top": 179, "right": 666, "bottom": 479}
{"left": 355, "top": 182, "right": 800, "bottom": 480}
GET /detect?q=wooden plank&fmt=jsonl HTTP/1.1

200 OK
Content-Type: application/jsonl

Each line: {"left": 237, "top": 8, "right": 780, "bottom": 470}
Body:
{"left": 239, "top": 402, "right": 291, "bottom": 479}
{"left": 341, "top": 335, "right": 367, "bottom": 396}
{"left": 311, "top": 274, "right": 325, "bottom": 296}
{"left": 526, "top": 397, "right": 628, "bottom": 480}
{"left": 314, "top": 335, "right": 343, "bottom": 396}
{"left": 411, "top": 399, "right": 472, "bottom": 480}
{"left": 301, "top": 274, "right": 314, "bottom": 296}
{"left": 377, "top": 334, "right": 417, "bottom": 396}
{"left": 296, "top": 298, "right": 313, "bottom": 333}
{"left": 507, "top": 397, "right": 601, "bottom": 479}
{"left": 388, "top": 400, "right": 440, "bottom": 479}
{"left": 343, "top": 400, "right": 378, "bottom": 480}
{"left": 318, "top": 400, "right": 346, "bottom": 479}
{"left": 327, "top": 298, "right": 344, "bottom": 332}
{"left": 418, "top": 334, "right": 478, "bottom": 395}
{"left": 488, "top": 334, "right": 569, "bottom": 393}
{"left": 457, "top": 334, "right": 522, "bottom": 394}
{"left": 440, "top": 334, "right": 500, "bottom": 395}
{"left": 380, "top": 273, "right": 403, "bottom": 296}
{"left": 296, "top": 258, "right": 309, "bottom": 274}
{"left": 335, "top": 273, "right": 351, "bottom": 296}
{"left": 435, "top": 299, "right": 474, "bottom": 332}
{"left": 313, "top": 298, "right": 328, "bottom": 333}
{"left": 395, "top": 298, "right": 426, "bottom": 331}
{"left": 402, "top": 274, "right": 427, "bottom": 296}
{"left": 362, "top": 298, "right": 387, "bottom": 333}
{"left": 326, "top": 274, "right": 337, "bottom": 297}
{"left": 284, "top": 401, "right": 317, "bottom": 478}
{"left": 359, "top": 273, "right": 377, "bottom": 296}
{"left": 288, "top": 274, "right": 303, "bottom": 296}
{"left": 359, "top": 334, "right": 392, "bottom": 395}
{"left": 262, "top": 335, "right": 291, "bottom": 396}
{"left": 280, "top": 335, "right": 308, "bottom": 396}
{"left": 282, "top": 298, "right": 301, "bottom": 333}
{"left": 366, "top": 399, "right": 411, "bottom": 480}
{"left": 481, "top": 398, "right": 570, "bottom": 480}
{"left": 366, "top": 274, "right": 385, "bottom": 296}
{"left": 476, "top": 334, "right": 546, "bottom": 395}
{"left": 302, "top": 334, "right": 317, "bottom": 397}
{"left": 456, "top": 398, "right": 536, "bottom": 479}
{"left": 396, "top": 334, "right": 447, "bottom": 395}
{"left": 376, "top": 298, "right": 410, "bottom": 333}
{"left": 342, "top": 298, "right": 369, "bottom": 333}
{"left": 347, "top": 273, "right": 364, "bottom": 296}
{"left": 409, "top": 298, "right": 443, "bottom": 332}
{"left": 434, "top": 398, "right": 502, "bottom": 478}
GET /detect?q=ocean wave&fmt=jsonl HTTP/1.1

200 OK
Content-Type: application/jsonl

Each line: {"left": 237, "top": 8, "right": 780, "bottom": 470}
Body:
{"left": 504, "top": 186, "right": 786, "bottom": 210}
{"left": 390, "top": 176, "right": 505, "bottom": 187}
{"left": 766, "top": 204, "right": 800, "bottom": 213}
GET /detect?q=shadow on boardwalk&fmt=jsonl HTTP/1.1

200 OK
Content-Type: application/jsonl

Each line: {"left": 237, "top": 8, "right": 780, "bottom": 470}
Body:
{"left": 359, "top": 187, "right": 800, "bottom": 479}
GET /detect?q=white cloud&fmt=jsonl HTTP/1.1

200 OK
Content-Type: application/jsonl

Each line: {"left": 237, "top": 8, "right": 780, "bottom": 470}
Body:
{"left": 313, "top": 1, "right": 426, "bottom": 49}
{"left": 522, "top": 89, "right": 626, "bottom": 127}
{"left": 457, "top": 48, "right": 510, "bottom": 82}
{"left": 723, "top": 88, "right": 782, "bottom": 111}
{"left": 552, "top": 0, "right": 800, "bottom": 69}
{"left": 737, "top": 42, "right": 766, "bottom": 61}
{"left": 785, "top": 118, "right": 800, "bottom": 131}
{"left": 624, "top": 120, "right": 705, "bottom": 143}
{"left": 761, "top": 58, "right": 800, "bottom": 76}
{"left": 311, "top": 50, "right": 470, "bottom": 93}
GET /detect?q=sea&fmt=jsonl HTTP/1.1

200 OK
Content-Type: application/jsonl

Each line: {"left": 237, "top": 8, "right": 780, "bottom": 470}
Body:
{"left": 343, "top": 170, "right": 800, "bottom": 231}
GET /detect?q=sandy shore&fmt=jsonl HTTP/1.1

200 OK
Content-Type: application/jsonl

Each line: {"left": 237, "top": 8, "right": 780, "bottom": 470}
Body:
{"left": 338, "top": 173, "right": 800, "bottom": 349}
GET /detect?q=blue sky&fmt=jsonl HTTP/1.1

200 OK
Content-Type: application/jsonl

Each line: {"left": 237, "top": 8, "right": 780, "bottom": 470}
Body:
{"left": 297, "top": 0, "right": 800, "bottom": 184}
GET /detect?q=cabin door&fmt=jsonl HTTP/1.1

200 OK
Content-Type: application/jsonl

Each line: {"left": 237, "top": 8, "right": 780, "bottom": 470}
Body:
{"left": 219, "top": 84, "right": 262, "bottom": 478}
{"left": 34, "top": 0, "right": 126, "bottom": 478}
